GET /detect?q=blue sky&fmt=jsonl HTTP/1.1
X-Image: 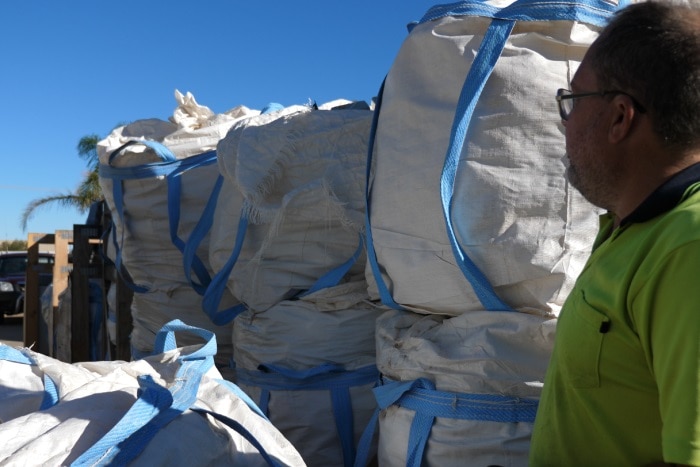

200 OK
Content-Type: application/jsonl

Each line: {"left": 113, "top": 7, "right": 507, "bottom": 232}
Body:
{"left": 0, "top": 1, "right": 437, "bottom": 241}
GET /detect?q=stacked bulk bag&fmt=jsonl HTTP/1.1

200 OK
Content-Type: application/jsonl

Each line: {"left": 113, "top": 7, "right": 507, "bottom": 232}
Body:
{"left": 206, "top": 102, "right": 308, "bottom": 317}
{"left": 209, "top": 100, "right": 370, "bottom": 312}
{"left": 208, "top": 101, "right": 382, "bottom": 466}
{"left": 98, "top": 90, "right": 257, "bottom": 373}
{"left": 359, "top": 1, "right": 627, "bottom": 465}
{"left": 359, "top": 310, "right": 556, "bottom": 466}
{"left": 0, "top": 320, "right": 306, "bottom": 466}
{"left": 233, "top": 282, "right": 379, "bottom": 467}
{"left": 366, "top": 0, "right": 609, "bottom": 317}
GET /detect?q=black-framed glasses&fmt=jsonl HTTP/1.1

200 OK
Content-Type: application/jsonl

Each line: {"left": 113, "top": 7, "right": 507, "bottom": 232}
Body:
{"left": 556, "top": 88, "right": 646, "bottom": 121}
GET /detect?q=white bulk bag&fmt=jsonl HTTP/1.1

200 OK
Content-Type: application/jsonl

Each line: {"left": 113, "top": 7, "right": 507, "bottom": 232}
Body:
{"left": 232, "top": 281, "right": 381, "bottom": 467}
{"left": 97, "top": 91, "right": 256, "bottom": 367}
{"left": 354, "top": 308, "right": 555, "bottom": 467}
{"left": 97, "top": 91, "right": 256, "bottom": 291}
{"left": 0, "top": 320, "right": 306, "bottom": 466}
{"left": 365, "top": 0, "right": 622, "bottom": 316}
{"left": 206, "top": 104, "right": 307, "bottom": 318}
{"left": 209, "top": 101, "right": 371, "bottom": 313}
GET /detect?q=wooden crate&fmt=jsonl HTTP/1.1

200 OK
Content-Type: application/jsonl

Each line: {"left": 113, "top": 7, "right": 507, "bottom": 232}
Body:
{"left": 24, "top": 221, "right": 133, "bottom": 362}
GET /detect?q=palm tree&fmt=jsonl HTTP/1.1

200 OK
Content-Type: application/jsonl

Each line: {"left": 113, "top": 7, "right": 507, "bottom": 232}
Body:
{"left": 20, "top": 134, "right": 104, "bottom": 231}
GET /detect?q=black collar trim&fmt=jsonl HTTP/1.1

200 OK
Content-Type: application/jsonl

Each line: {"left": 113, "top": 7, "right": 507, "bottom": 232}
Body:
{"left": 620, "top": 162, "right": 700, "bottom": 226}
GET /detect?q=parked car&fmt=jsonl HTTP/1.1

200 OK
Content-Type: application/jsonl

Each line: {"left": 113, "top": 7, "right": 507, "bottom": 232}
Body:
{"left": 0, "top": 251, "right": 54, "bottom": 323}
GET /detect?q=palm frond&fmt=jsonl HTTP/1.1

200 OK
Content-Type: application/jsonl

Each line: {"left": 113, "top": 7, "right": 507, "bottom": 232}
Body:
{"left": 77, "top": 169, "right": 103, "bottom": 204}
{"left": 77, "top": 134, "right": 101, "bottom": 170}
{"left": 21, "top": 129, "right": 116, "bottom": 233}
{"left": 20, "top": 193, "right": 85, "bottom": 231}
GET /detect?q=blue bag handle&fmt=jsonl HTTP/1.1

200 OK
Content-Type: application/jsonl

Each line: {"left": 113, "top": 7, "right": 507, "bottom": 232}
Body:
{"left": 108, "top": 140, "right": 176, "bottom": 165}
{"left": 180, "top": 100, "right": 287, "bottom": 296}
{"left": 439, "top": 16, "right": 515, "bottom": 312}
{"left": 101, "top": 140, "right": 179, "bottom": 293}
{"left": 71, "top": 320, "right": 216, "bottom": 466}
{"left": 187, "top": 102, "right": 289, "bottom": 319}
{"left": 189, "top": 407, "right": 284, "bottom": 467}
{"left": 152, "top": 319, "right": 217, "bottom": 357}
{"left": 73, "top": 321, "right": 287, "bottom": 466}
{"left": 419, "top": 0, "right": 629, "bottom": 24}
{"left": 165, "top": 151, "right": 220, "bottom": 294}
{"left": 182, "top": 174, "right": 224, "bottom": 296}
{"left": 200, "top": 210, "right": 249, "bottom": 326}
{"left": 100, "top": 141, "right": 218, "bottom": 295}
{"left": 0, "top": 345, "right": 35, "bottom": 365}
{"left": 438, "top": 0, "right": 627, "bottom": 311}
{"left": 296, "top": 233, "right": 365, "bottom": 299}
{"left": 201, "top": 210, "right": 362, "bottom": 321}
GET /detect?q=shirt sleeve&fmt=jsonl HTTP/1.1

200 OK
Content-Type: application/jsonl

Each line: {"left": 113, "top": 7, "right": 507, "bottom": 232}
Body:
{"left": 632, "top": 240, "right": 700, "bottom": 466}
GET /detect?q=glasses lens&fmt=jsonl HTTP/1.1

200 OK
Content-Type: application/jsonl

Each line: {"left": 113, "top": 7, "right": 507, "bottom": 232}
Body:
{"left": 561, "top": 98, "right": 573, "bottom": 118}
{"left": 557, "top": 89, "right": 573, "bottom": 120}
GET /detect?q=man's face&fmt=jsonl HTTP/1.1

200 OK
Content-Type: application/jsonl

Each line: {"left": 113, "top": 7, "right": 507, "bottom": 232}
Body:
{"left": 564, "top": 58, "right": 622, "bottom": 212}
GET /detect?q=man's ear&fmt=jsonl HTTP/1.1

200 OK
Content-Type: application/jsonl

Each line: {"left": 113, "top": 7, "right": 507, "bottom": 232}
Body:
{"left": 608, "top": 95, "right": 637, "bottom": 144}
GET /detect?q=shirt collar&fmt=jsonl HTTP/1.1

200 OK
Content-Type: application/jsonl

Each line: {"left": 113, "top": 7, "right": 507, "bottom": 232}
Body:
{"left": 620, "top": 162, "right": 700, "bottom": 227}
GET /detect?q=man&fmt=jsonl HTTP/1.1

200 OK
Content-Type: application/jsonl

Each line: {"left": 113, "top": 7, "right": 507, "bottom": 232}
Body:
{"left": 529, "top": 2, "right": 700, "bottom": 466}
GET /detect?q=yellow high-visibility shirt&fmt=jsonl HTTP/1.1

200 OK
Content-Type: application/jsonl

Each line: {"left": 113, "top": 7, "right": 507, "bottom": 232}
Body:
{"left": 530, "top": 166, "right": 700, "bottom": 467}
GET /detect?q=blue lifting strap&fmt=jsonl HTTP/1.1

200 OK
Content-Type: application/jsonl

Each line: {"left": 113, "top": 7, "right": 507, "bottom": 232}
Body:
{"left": 201, "top": 209, "right": 249, "bottom": 326}
{"left": 365, "top": 0, "right": 628, "bottom": 312}
{"left": 364, "top": 79, "right": 405, "bottom": 311}
{"left": 100, "top": 142, "right": 218, "bottom": 295}
{"left": 101, "top": 140, "right": 178, "bottom": 294}
{"left": 296, "top": 233, "right": 365, "bottom": 299}
{"left": 236, "top": 363, "right": 379, "bottom": 467}
{"left": 0, "top": 345, "right": 59, "bottom": 410}
{"left": 71, "top": 320, "right": 216, "bottom": 466}
{"left": 354, "top": 377, "right": 539, "bottom": 467}
{"left": 182, "top": 174, "right": 224, "bottom": 296}
{"left": 190, "top": 407, "right": 283, "bottom": 467}
{"left": 166, "top": 152, "right": 219, "bottom": 294}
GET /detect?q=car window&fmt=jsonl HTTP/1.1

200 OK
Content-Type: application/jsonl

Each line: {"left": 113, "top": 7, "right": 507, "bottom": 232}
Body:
{"left": 0, "top": 257, "right": 28, "bottom": 275}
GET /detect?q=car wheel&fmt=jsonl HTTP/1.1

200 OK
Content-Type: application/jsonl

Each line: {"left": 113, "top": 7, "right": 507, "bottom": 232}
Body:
{"left": 14, "top": 296, "right": 24, "bottom": 316}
